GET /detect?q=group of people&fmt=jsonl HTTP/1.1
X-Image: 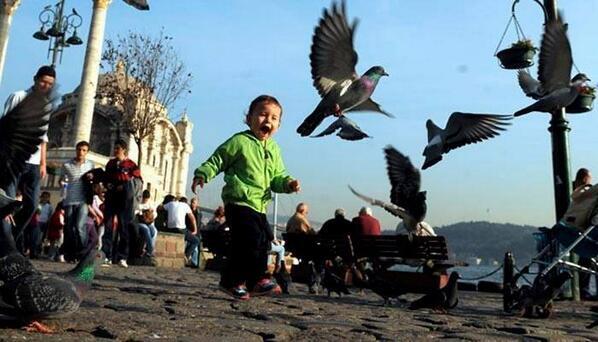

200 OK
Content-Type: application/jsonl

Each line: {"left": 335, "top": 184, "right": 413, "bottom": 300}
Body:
{"left": 286, "top": 202, "right": 382, "bottom": 238}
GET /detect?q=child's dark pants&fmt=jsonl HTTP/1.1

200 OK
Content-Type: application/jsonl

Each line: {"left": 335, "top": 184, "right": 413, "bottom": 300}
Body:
{"left": 221, "top": 204, "right": 271, "bottom": 290}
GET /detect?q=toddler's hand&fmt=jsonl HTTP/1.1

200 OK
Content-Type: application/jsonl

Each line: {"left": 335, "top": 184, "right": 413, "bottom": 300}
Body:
{"left": 192, "top": 177, "right": 204, "bottom": 194}
{"left": 288, "top": 179, "right": 301, "bottom": 193}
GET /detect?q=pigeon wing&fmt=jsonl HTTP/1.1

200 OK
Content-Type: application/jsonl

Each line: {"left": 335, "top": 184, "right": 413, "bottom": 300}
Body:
{"left": 383, "top": 146, "right": 420, "bottom": 208}
{"left": 517, "top": 70, "right": 543, "bottom": 99}
{"left": 538, "top": 15, "right": 572, "bottom": 94}
{"left": 348, "top": 185, "right": 407, "bottom": 218}
{"left": 310, "top": 0, "right": 359, "bottom": 97}
{"left": 312, "top": 117, "right": 344, "bottom": 137}
{"left": 442, "top": 113, "right": 512, "bottom": 153}
{"left": 14, "top": 275, "right": 81, "bottom": 317}
{"left": 0, "top": 92, "right": 51, "bottom": 189}
{"left": 348, "top": 98, "right": 394, "bottom": 117}
{"left": 122, "top": 0, "right": 149, "bottom": 10}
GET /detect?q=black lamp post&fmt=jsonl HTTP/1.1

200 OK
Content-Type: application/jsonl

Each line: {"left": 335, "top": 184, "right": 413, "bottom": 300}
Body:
{"left": 32, "top": 0, "right": 83, "bottom": 67}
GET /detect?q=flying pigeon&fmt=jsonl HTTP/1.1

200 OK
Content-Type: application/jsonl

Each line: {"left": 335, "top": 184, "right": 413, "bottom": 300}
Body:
{"left": 514, "top": 15, "right": 588, "bottom": 117}
{"left": 312, "top": 116, "right": 371, "bottom": 141}
{"left": 123, "top": 0, "right": 149, "bottom": 10}
{"left": 297, "top": 0, "right": 392, "bottom": 137}
{"left": 0, "top": 91, "right": 54, "bottom": 190}
{"left": 349, "top": 146, "right": 430, "bottom": 238}
{"left": 422, "top": 112, "right": 512, "bottom": 169}
{"left": 517, "top": 70, "right": 590, "bottom": 100}
{"left": 408, "top": 271, "right": 460, "bottom": 312}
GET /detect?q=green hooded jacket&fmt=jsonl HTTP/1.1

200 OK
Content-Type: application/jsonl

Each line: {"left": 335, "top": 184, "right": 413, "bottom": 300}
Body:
{"left": 194, "top": 130, "right": 294, "bottom": 214}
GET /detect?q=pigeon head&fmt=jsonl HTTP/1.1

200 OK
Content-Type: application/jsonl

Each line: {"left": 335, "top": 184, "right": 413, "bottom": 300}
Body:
{"left": 363, "top": 66, "right": 389, "bottom": 80}
{"left": 571, "top": 73, "right": 591, "bottom": 83}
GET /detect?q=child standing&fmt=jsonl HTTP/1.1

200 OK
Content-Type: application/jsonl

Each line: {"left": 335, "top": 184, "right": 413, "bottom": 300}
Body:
{"left": 192, "top": 95, "right": 300, "bottom": 300}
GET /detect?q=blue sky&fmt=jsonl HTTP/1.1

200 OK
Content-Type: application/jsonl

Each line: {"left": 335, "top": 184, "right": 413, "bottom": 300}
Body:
{"left": 2, "top": 0, "right": 598, "bottom": 230}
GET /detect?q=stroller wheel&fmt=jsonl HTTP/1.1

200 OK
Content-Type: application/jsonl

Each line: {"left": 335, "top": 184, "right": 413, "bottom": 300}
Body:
{"left": 537, "top": 303, "right": 553, "bottom": 319}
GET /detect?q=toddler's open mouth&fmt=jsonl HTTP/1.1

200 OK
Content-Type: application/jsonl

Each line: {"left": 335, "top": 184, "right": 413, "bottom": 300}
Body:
{"left": 260, "top": 125, "right": 271, "bottom": 134}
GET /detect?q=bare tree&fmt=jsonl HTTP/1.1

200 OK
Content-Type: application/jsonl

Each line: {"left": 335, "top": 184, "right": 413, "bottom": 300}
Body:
{"left": 100, "top": 30, "right": 192, "bottom": 167}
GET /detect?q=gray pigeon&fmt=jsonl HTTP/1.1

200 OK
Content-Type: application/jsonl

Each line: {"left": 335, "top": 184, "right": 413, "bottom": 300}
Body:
{"left": 123, "top": 0, "right": 149, "bottom": 10}
{"left": 514, "top": 15, "right": 587, "bottom": 116}
{"left": 517, "top": 70, "right": 590, "bottom": 100}
{"left": 0, "top": 223, "right": 102, "bottom": 331}
{"left": 312, "top": 116, "right": 371, "bottom": 140}
{"left": 297, "top": 0, "right": 391, "bottom": 137}
{"left": 422, "top": 112, "right": 512, "bottom": 169}
{"left": 408, "top": 271, "right": 460, "bottom": 311}
{"left": 349, "top": 146, "right": 428, "bottom": 237}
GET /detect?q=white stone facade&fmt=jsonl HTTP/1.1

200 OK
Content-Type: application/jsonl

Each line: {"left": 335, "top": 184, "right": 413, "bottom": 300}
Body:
{"left": 42, "top": 73, "right": 193, "bottom": 203}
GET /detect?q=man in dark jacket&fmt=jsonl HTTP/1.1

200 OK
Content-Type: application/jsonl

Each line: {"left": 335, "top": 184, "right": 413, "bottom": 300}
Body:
{"left": 319, "top": 208, "right": 353, "bottom": 237}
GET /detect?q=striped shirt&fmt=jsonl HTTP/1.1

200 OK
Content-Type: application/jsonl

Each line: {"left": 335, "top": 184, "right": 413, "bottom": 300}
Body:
{"left": 61, "top": 159, "right": 94, "bottom": 205}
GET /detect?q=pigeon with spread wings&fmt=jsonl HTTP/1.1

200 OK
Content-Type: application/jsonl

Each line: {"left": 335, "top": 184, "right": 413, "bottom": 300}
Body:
{"left": 297, "top": 0, "right": 391, "bottom": 137}
{"left": 422, "top": 112, "right": 512, "bottom": 170}
{"left": 514, "top": 14, "right": 589, "bottom": 116}
{"left": 349, "top": 146, "right": 433, "bottom": 238}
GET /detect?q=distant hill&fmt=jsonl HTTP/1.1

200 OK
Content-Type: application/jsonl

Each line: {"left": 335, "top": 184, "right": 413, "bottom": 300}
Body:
{"left": 435, "top": 221, "right": 539, "bottom": 265}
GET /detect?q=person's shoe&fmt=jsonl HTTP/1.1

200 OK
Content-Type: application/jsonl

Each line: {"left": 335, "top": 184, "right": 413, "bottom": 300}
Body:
{"left": 57, "top": 255, "right": 65, "bottom": 263}
{"left": 118, "top": 259, "right": 128, "bottom": 268}
{"left": 219, "top": 285, "right": 250, "bottom": 301}
{"left": 251, "top": 278, "right": 282, "bottom": 297}
{"left": 308, "top": 285, "right": 319, "bottom": 294}
{"left": 100, "top": 258, "right": 111, "bottom": 268}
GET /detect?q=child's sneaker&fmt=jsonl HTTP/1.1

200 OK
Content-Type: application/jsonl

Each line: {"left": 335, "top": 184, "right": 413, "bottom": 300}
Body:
{"left": 251, "top": 278, "right": 282, "bottom": 297}
{"left": 220, "top": 285, "right": 250, "bottom": 301}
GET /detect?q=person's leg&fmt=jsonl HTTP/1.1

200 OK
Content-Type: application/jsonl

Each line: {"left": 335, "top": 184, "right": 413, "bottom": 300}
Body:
{"left": 29, "top": 220, "right": 41, "bottom": 259}
{"left": 247, "top": 213, "right": 271, "bottom": 291}
{"left": 185, "top": 230, "right": 200, "bottom": 267}
{"left": 63, "top": 205, "right": 77, "bottom": 261}
{"left": 101, "top": 206, "right": 115, "bottom": 262}
{"left": 138, "top": 223, "right": 152, "bottom": 256}
{"left": 221, "top": 204, "right": 262, "bottom": 289}
{"left": 74, "top": 204, "right": 89, "bottom": 257}
{"left": 13, "top": 164, "right": 40, "bottom": 244}
{"left": 116, "top": 210, "right": 130, "bottom": 263}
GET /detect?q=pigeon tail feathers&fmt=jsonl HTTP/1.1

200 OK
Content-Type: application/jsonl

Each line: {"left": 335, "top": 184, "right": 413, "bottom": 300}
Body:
{"left": 297, "top": 107, "right": 328, "bottom": 136}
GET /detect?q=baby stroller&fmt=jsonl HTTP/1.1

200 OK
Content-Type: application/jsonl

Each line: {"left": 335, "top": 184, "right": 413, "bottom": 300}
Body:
{"left": 503, "top": 223, "right": 598, "bottom": 318}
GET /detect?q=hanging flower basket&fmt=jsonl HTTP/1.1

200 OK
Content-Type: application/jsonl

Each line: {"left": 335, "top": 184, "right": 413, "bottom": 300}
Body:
{"left": 566, "top": 86, "right": 596, "bottom": 114}
{"left": 496, "top": 40, "right": 537, "bottom": 69}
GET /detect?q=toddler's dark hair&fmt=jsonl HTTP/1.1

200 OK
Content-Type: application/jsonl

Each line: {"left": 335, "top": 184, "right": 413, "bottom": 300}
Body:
{"left": 245, "top": 95, "right": 283, "bottom": 125}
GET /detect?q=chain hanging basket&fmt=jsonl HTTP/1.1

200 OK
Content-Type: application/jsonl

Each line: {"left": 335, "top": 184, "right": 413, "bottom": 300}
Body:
{"left": 494, "top": 0, "right": 545, "bottom": 70}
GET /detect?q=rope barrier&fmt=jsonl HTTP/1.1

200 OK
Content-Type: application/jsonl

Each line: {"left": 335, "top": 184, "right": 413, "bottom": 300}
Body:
{"left": 459, "top": 264, "right": 503, "bottom": 281}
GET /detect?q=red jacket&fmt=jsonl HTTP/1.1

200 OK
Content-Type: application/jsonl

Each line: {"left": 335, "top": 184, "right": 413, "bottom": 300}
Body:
{"left": 352, "top": 214, "right": 381, "bottom": 236}
{"left": 105, "top": 158, "right": 141, "bottom": 186}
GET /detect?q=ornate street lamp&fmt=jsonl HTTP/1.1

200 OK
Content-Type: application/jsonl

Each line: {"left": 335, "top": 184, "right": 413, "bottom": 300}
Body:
{"left": 32, "top": 1, "right": 83, "bottom": 67}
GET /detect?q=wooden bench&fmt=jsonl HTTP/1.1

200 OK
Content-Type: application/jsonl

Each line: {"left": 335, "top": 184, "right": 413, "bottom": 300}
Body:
{"left": 355, "top": 235, "right": 452, "bottom": 272}
{"left": 283, "top": 233, "right": 354, "bottom": 284}
{"left": 354, "top": 235, "right": 456, "bottom": 293}
{"left": 283, "top": 233, "right": 354, "bottom": 262}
